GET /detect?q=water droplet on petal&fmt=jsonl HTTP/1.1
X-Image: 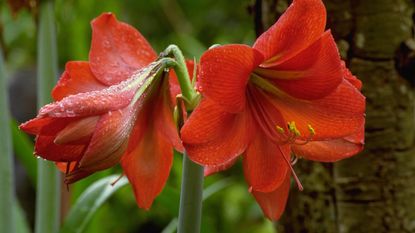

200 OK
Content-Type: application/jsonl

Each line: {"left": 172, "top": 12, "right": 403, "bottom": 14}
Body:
{"left": 103, "top": 40, "right": 111, "bottom": 48}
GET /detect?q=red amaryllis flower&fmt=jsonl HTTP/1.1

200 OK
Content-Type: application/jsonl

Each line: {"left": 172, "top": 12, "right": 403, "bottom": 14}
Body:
{"left": 181, "top": 0, "right": 365, "bottom": 220}
{"left": 20, "top": 13, "right": 183, "bottom": 209}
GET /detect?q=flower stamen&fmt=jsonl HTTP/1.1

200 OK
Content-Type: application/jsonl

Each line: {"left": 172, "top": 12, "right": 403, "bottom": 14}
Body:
{"left": 274, "top": 122, "right": 317, "bottom": 191}
{"left": 275, "top": 122, "right": 316, "bottom": 146}
{"left": 278, "top": 146, "right": 303, "bottom": 191}
{"left": 290, "top": 154, "right": 299, "bottom": 165}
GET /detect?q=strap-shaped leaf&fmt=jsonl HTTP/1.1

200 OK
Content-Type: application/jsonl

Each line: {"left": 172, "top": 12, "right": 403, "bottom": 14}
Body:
{"left": 0, "top": 37, "right": 16, "bottom": 233}
{"left": 14, "top": 200, "right": 31, "bottom": 233}
{"left": 35, "top": 2, "right": 61, "bottom": 233}
{"left": 60, "top": 175, "right": 128, "bottom": 233}
{"left": 11, "top": 119, "right": 37, "bottom": 186}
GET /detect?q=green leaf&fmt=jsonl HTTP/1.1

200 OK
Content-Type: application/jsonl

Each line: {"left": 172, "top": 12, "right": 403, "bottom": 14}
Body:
{"left": 162, "top": 218, "right": 178, "bottom": 233}
{"left": 203, "top": 177, "right": 233, "bottom": 201}
{"left": 10, "top": 119, "right": 37, "bottom": 186}
{"left": 14, "top": 199, "right": 31, "bottom": 233}
{"left": 60, "top": 175, "right": 129, "bottom": 233}
{"left": 0, "top": 37, "right": 16, "bottom": 233}
{"left": 35, "top": 2, "right": 61, "bottom": 233}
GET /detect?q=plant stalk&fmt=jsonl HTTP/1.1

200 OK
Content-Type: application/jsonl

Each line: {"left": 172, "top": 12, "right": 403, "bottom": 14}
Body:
{"left": 162, "top": 44, "right": 199, "bottom": 111}
{"left": 162, "top": 45, "right": 204, "bottom": 233}
{"left": 177, "top": 152, "right": 204, "bottom": 233}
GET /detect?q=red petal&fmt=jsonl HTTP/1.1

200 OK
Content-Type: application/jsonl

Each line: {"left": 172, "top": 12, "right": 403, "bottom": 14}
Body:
{"left": 78, "top": 106, "right": 135, "bottom": 169}
{"left": 41, "top": 61, "right": 162, "bottom": 118}
{"left": 20, "top": 117, "right": 73, "bottom": 135}
{"left": 199, "top": 45, "right": 263, "bottom": 113}
{"left": 292, "top": 124, "right": 365, "bottom": 162}
{"left": 341, "top": 61, "right": 362, "bottom": 90}
{"left": 65, "top": 140, "right": 129, "bottom": 184}
{"left": 38, "top": 77, "right": 138, "bottom": 118}
{"left": 243, "top": 131, "right": 290, "bottom": 192}
{"left": 89, "top": 13, "right": 157, "bottom": 85}
{"left": 256, "top": 31, "right": 343, "bottom": 100}
{"left": 52, "top": 62, "right": 107, "bottom": 101}
{"left": 181, "top": 98, "right": 253, "bottom": 166}
{"left": 153, "top": 79, "right": 183, "bottom": 152}
{"left": 121, "top": 121, "right": 173, "bottom": 209}
{"left": 270, "top": 79, "right": 365, "bottom": 140}
{"left": 34, "top": 135, "right": 86, "bottom": 162}
{"left": 54, "top": 116, "right": 99, "bottom": 145}
{"left": 55, "top": 162, "right": 76, "bottom": 173}
{"left": 252, "top": 174, "right": 291, "bottom": 220}
{"left": 204, "top": 156, "right": 239, "bottom": 176}
{"left": 253, "top": 0, "right": 326, "bottom": 65}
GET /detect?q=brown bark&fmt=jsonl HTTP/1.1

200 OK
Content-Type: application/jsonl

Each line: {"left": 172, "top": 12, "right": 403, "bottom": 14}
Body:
{"left": 255, "top": 0, "right": 415, "bottom": 232}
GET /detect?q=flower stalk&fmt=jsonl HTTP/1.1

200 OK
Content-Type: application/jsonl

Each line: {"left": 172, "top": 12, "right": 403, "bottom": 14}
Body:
{"left": 177, "top": 152, "right": 204, "bottom": 233}
{"left": 161, "top": 44, "right": 200, "bottom": 111}
{"left": 161, "top": 45, "right": 204, "bottom": 233}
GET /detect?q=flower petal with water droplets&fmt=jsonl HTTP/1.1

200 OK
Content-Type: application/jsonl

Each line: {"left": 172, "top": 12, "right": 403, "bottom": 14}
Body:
{"left": 34, "top": 135, "right": 86, "bottom": 162}
{"left": 253, "top": 0, "right": 326, "bottom": 65}
{"left": 199, "top": 44, "right": 263, "bottom": 113}
{"left": 257, "top": 31, "right": 343, "bottom": 100}
{"left": 89, "top": 13, "right": 157, "bottom": 85}
{"left": 52, "top": 61, "right": 107, "bottom": 101}
{"left": 121, "top": 120, "right": 173, "bottom": 210}
{"left": 181, "top": 98, "right": 253, "bottom": 166}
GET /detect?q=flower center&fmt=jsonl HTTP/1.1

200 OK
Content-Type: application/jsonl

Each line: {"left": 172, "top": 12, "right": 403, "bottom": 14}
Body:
{"left": 275, "top": 121, "right": 316, "bottom": 192}
{"left": 276, "top": 121, "right": 316, "bottom": 146}
{"left": 249, "top": 73, "right": 286, "bottom": 98}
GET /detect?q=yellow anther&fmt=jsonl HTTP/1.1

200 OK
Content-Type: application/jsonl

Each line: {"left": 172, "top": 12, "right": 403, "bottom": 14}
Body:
{"left": 275, "top": 125, "right": 285, "bottom": 134}
{"left": 307, "top": 124, "right": 315, "bottom": 137}
{"left": 288, "top": 121, "right": 301, "bottom": 136}
{"left": 275, "top": 121, "right": 315, "bottom": 146}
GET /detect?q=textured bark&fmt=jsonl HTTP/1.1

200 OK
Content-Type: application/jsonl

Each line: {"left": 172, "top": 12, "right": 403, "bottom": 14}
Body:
{"left": 255, "top": 0, "right": 415, "bottom": 232}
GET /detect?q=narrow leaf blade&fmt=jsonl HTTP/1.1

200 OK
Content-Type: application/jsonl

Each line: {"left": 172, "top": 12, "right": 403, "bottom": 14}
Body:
{"left": 60, "top": 175, "right": 129, "bottom": 233}
{"left": 10, "top": 119, "right": 37, "bottom": 186}
{"left": 0, "top": 40, "right": 16, "bottom": 233}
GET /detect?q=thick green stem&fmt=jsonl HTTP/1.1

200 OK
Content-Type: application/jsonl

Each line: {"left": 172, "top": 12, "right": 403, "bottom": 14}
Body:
{"left": 35, "top": 1, "right": 61, "bottom": 233}
{"left": 162, "top": 44, "right": 199, "bottom": 110}
{"left": 0, "top": 43, "right": 16, "bottom": 233}
{"left": 177, "top": 153, "right": 204, "bottom": 233}
{"left": 161, "top": 45, "right": 204, "bottom": 233}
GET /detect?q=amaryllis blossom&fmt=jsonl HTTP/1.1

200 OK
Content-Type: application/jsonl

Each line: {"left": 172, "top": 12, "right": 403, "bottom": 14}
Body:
{"left": 181, "top": 0, "right": 365, "bottom": 220}
{"left": 20, "top": 13, "right": 183, "bottom": 209}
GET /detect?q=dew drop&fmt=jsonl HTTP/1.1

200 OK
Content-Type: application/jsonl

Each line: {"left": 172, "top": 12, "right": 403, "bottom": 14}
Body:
{"left": 103, "top": 40, "right": 111, "bottom": 48}
{"left": 66, "top": 110, "right": 75, "bottom": 116}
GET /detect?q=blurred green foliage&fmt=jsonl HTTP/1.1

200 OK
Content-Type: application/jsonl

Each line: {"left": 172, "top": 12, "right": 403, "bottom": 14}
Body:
{"left": 1, "top": 0, "right": 278, "bottom": 232}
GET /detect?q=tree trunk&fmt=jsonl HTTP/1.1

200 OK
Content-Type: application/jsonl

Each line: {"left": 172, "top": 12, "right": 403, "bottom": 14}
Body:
{"left": 254, "top": 0, "right": 415, "bottom": 232}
